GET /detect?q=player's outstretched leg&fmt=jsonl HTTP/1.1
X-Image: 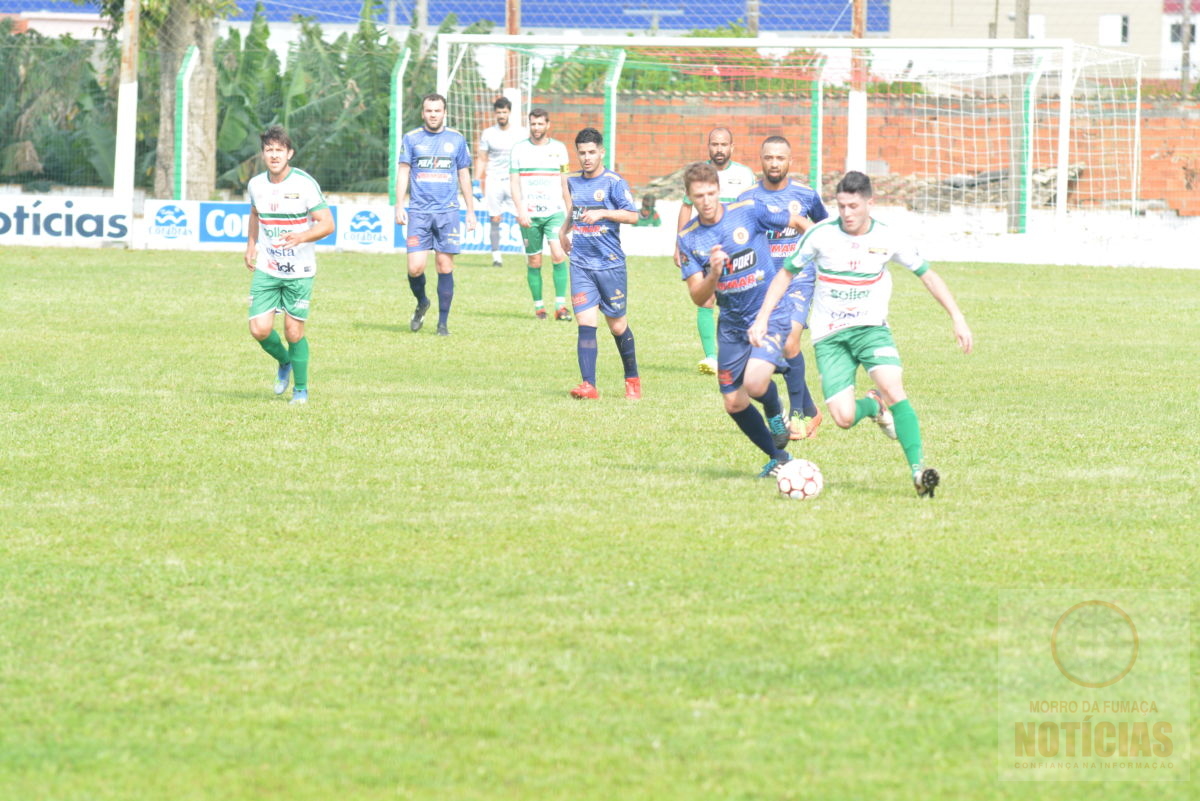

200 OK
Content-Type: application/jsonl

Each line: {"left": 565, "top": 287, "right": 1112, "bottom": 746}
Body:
{"left": 436, "top": 272, "right": 453, "bottom": 336}
{"left": 613, "top": 327, "right": 639, "bottom": 400}
{"left": 888, "top": 397, "right": 934, "bottom": 496}
{"left": 727, "top": 402, "right": 789, "bottom": 477}
{"left": 571, "top": 324, "right": 599, "bottom": 399}
{"left": 409, "top": 273, "right": 430, "bottom": 332}
{"left": 751, "top": 381, "right": 790, "bottom": 451}
{"left": 783, "top": 352, "right": 822, "bottom": 439}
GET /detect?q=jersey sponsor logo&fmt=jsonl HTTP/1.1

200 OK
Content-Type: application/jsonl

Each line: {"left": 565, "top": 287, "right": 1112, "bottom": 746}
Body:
{"left": 415, "top": 156, "right": 455, "bottom": 170}
{"left": 273, "top": 260, "right": 297, "bottom": 274}
{"left": 592, "top": 189, "right": 605, "bottom": 202}
{"left": 285, "top": 193, "right": 300, "bottom": 200}
{"left": 732, "top": 226, "right": 749, "bottom": 245}
{"left": 718, "top": 369, "right": 735, "bottom": 386}
{"left": 873, "top": 346, "right": 899, "bottom": 358}
{"left": 724, "top": 247, "right": 757, "bottom": 274}
{"left": 718, "top": 267, "right": 766, "bottom": 294}
{"left": 415, "top": 172, "right": 452, "bottom": 183}
{"left": 829, "top": 287, "right": 871, "bottom": 301}
{"left": 869, "top": 247, "right": 890, "bottom": 254}
{"left": 611, "top": 288, "right": 624, "bottom": 299}
{"left": 769, "top": 242, "right": 798, "bottom": 258}
{"left": 406, "top": 235, "right": 421, "bottom": 247}
{"left": 572, "top": 291, "right": 588, "bottom": 306}
{"left": 766, "top": 227, "right": 798, "bottom": 240}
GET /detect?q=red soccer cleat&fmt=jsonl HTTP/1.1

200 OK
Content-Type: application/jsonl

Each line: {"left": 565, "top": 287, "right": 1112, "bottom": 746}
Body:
{"left": 570, "top": 381, "right": 599, "bottom": 399}
{"left": 534, "top": 308, "right": 548, "bottom": 320}
{"left": 555, "top": 306, "right": 572, "bottom": 321}
{"left": 624, "top": 377, "right": 642, "bottom": 400}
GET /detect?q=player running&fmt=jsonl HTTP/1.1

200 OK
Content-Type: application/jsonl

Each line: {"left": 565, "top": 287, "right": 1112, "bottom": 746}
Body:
{"left": 674, "top": 127, "right": 757, "bottom": 374}
{"left": 677, "top": 162, "right": 821, "bottom": 478}
{"left": 558, "top": 128, "right": 640, "bottom": 400}
{"left": 243, "top": 125, "right": 334, "bottom": 406}
{"left": 510, "top": 108, "right": 572, "bottom": 320}
{"left": 749, "top": 171, "right": 973, "bottom": 497}
{"left": 740, "top": 135, "right": 828, "bottom": 441}
{"left": 475, "top": 96, "right": 526, "bottom": 267}
{"left": 395, "top": 93, "right": 476, "bottom": 337}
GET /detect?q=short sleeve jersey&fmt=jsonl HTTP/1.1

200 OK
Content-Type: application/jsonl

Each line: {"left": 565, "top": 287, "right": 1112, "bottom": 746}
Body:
{"left": 509, "top": 138, "right": 571, "bottom": 216}
{"left": 399, "top": 126, "right": 472, "bottom": 212}
{"left": 785, "top": 217, "right": 930, "bottom": 343}
{"left": 247, "top": 167, "right": 328, "bottom": 279}
{"left": 479, "top": 124, "right": 526, "bottom": 182}
{"left": 739, "top": 179, "right": 828, "bottom": 269}
{"left": 683, "top": 160, "right": 757, "bottom": 207}
{"left": 677, "top": 199, "right": 793, "bottom": 330}
{"left": 566, "top": 169, "right": 637, "bottom": 270}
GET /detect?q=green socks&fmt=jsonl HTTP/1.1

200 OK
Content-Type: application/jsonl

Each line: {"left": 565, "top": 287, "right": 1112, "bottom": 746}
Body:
{"left": 696, "top": 306, "right": 717, "bottom": 359}
{"left": 258, "top": 330, "right": 290, "bottom": 364}
{"left": 527, "top": 266, "right": 543, "bottom": 306}
{"left": 552, "top": 261, "right": 569, "bottom": 307}
{"left": 890, "top": 399, "right": 923, "bottom": 473}
{"left": 288, "top": 337, "right": 309, "bottom": 391}
{"left": 853, "top": 395, "right": 881, "bottom": 425}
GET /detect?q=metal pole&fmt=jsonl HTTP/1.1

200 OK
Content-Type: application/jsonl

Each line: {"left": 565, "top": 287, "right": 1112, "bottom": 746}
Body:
{"left": 746, "top": 0, "right": 759, "bottom": 37}
{"left": 506, "top": 0, "right": 520, "bottom": 88}
{"left": 603, "top": 49, "right": 626, "bottom": 170}
{"left": 846, "top": 0, "right": 867, "bottom": 172}
{"left": 389, "top": 48, "right": 412, "bottom": 206}
{"left": 1014, "top": 0, "right": 1030, "bottom": 39}
{"left": 112, "top": 0, "right": 139, "bottom": 208}
{"left": 416, "top": 0, "right": 428, "bottom": 30}
{"left": 1182, "top": 2, "right": 1192, "bottom": 95}
{"left": 173, "top": 45, "right": 198, "bottom": 200}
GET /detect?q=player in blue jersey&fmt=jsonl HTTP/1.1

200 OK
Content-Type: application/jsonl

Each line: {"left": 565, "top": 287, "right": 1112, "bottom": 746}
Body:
{"left": 740, "top": 135, "right": 829, "bottom": 441}
{"left": 677, "top": 161, "right": 819, "bottom": 478}
{"left": 557, "top": 128, "right": 640, "bottom": 400}
{"left": 395, "top": 93, "right": 476, "bottom": 336}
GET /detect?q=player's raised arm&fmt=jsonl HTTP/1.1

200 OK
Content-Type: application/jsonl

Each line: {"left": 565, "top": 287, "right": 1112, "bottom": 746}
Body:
{"left": 919, "top": 268, "right": 974, "bottom": 353}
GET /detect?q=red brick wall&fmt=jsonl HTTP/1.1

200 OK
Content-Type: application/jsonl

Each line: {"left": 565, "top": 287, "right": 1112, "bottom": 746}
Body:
{"left": 531, "top": 92, "right": 1200, "bottom": 216}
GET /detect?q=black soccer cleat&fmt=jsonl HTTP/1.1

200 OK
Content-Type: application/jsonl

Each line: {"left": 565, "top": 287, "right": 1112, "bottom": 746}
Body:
{"left": 436, "top": 323, "right": 450, "bottom": 337}
{"left": 914, "top": 467, "right": 940, "bottom": 498}
{"left": 410, "top": 298, "right": 431, "bottom": 332}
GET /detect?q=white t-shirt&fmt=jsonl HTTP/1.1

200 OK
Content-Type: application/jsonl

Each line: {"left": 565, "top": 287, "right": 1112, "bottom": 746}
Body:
{"left": 479, "top": 124, "right": 526, "bottom": 182}
{"left": 788, "top": 217, "right": 929, "bottom": 342}
{"left": 684, "top": 160, "right": 758, "bottom": 206}
{"left": 246, "top": 167, "right": 328, "bottom": 279}
{"left": 509, "top": 137, "right": 571, "bottom": 216}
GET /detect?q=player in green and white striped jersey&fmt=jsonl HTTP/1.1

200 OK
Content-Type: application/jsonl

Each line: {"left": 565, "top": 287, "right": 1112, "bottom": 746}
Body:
{"left": 243, "top": 126, "right": 334, "bottom": 405}
{"left": 749, "top": 171, "right": 973, "bottom": 497}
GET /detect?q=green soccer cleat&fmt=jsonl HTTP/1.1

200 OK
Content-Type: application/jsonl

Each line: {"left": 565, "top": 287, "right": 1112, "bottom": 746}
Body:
{"left": 273, "top": 362, "right": 292, "bottom": 395}
{"left": 289, "top": 389, "right": 308, "bottom": 406}
{"left": 758, "top": 452, "right": 791, "bottom": 479}
{"left": 767, "top": 413, "right": 790, "bottom": 450}
{"left": 866, "top": 389, "right": 897, "bottom": 439}
{"left": 914, "top": 466, "right": 939, "bottom": 498}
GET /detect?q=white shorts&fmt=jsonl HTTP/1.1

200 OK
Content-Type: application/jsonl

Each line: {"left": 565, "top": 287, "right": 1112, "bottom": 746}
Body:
{"left": 485, "top": 178, "right": 515, "bottom": 217}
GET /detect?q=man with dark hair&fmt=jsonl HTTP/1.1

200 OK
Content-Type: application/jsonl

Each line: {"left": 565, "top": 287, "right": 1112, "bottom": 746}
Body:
{"left": 558, "top": 127, "right": 640, "bottom": 399}
{"left": 510, "top": 108, "right": 572, "bottom": 320}
{"left": 395, "top": 93, "right": 476, "bottom": 336}
{"left": 750, "top": 171, "right": 974, "bottom": 497}
{"left": 740, "top": 134, "right": 828, "bottom": 440}
{"left": 243, "top": 125, "right": 335, "bottom": 405}
{"left": 677, "top": 161, "right": 819, "bottom": 478}
{"left": 674, "top": 127, "right": 758, "bottom": 375}
{"left": 475, "top": 96, "right": 526, "bottom": 267}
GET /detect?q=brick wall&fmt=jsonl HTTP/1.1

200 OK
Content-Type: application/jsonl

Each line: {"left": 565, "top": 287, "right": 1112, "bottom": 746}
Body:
{"left": 530, "top": 92, "right": 1200, "bottom": 216}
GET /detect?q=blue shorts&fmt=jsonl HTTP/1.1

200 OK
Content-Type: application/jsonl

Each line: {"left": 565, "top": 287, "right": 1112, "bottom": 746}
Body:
{"left": 570, "top": 264, "right": 627, "bottom": 318}
{"left": 716, "top": 314, "right": 789, "bottom": 394}
{"left": 787, "top": 278, "right": 811, "bottom": 328}
{"left": 405, "top": 209, "right": 462, "bottom": 254}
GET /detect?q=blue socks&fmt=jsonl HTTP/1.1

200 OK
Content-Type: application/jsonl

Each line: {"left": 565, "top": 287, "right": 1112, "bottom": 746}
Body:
{"left": 784, "top": 352, "right": 819, "bottom": 417}
{"left": 577, "top": 325, "right": 598, "bottom": 384}
{"left": 613, "top": 327, "right": 638, "bottom": 379}
{"left": 729, "top": 405, "right": 784, "bottom": 458}
{"left": 437, "top": 273, "right": 453, "bottom": 327}
{"left": 408, "top": 273, "right": 426, "bottom": 302}
{"left": 751, "top": 381, "right": 783, "bottom": 420}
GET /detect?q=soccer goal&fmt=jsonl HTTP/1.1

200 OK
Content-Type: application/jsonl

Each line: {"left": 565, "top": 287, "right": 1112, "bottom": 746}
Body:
{"left": 437, "top": 34, "right": 1142, "bottom": 234}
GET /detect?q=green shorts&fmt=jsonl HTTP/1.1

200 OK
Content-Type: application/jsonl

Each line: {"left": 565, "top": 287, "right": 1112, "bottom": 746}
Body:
{"left": 813, "top": 325, "right": 902, "bottom": 399}
{"left": 521, "top": 212, "right": 565, "bottom": 255}
{"left": 249, "top": 270, "right": 313, "bottom": 321}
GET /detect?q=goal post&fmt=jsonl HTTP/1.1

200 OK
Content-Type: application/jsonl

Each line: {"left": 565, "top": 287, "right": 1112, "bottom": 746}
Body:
{"left": 437, "top": 34, "right": 1142, "bottom": 233}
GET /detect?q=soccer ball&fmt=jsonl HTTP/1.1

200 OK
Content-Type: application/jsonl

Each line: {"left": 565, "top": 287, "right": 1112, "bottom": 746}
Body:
{"left": 776, "top": 459, "right": 824, "bottom": 500}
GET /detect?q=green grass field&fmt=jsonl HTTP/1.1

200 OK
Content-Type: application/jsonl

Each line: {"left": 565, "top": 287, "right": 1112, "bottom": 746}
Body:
{"left": 1, "top": 246, "right": 1196, "bottom": 800}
